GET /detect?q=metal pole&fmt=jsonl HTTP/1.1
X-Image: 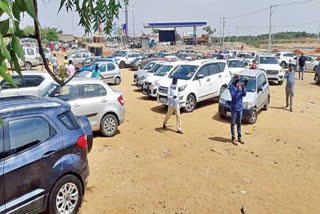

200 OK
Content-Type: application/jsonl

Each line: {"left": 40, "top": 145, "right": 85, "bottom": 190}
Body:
{"left": 268, "top": 6, "right": 273, "bottom": 53}
{"left": 125, "top": 3, "right": 129, "bottom": 41}
{"left": 236, "top": 25, "right": 239, "bottom": 43}
{"left": 317, "top": 24, "right": 320, "bottom": 44}
{"left": 222, "top": 17, "right": 226, "bottom": 49}
{"left": 133, "top": 8, "right": 135, "bottom": 38}
{"left": 193, "top": 26, "right": 197, "bottom": 46}
{"left": 219, "top": 18, "right": 222, "bottom": 44}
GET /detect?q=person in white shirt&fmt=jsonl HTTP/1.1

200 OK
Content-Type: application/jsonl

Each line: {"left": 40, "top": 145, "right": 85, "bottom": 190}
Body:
{"left": 162, "top": 78, "right": 183, "bottom": 134}
{"left": 67, "top": 60, "right": 76, "bottom": 78}
{"left": 52, "top": 54, "right": 58, "bottom": 74}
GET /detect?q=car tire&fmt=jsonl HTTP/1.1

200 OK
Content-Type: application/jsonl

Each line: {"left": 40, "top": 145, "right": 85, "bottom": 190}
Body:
{"left": 137, "top": 65, "right": 142, "bottom": 70}
{"left": 119, "top": 61, "right": 125, "bottom": 69}
{"left": 114, "top": 77, "right": 121, "bottom": 85}
{"left": 100, "top": 114, "right": 118, "bottom": 137}
{"left": 263, "top": 96, "right": 270, "bottom": 111}
{"left": 278, "top": 80, "right": 283, "bottom": 85}
{"left": 247, "top": 109, "right": 257, "bottom": 124}
{"left": 183, "top": 94, "right": 196, "bottom": 113}
{"left": 25, "top": 62, "right": 32, "bottom": 70}
{"left": 48, "top": 175, "right": 83, "bottom": 214}
{"left": 315, "top": 74, "right": 320, "bottom": 84}
{"left": 280, "top": 61, "right": 287, "bottom": 68}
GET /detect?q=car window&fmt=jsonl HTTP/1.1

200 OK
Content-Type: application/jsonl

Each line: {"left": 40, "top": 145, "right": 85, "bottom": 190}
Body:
{"left": 52, "top": 85, "right": 79, "bottom": 101}
{"left": 217, "top": 63, "right": 226, "bottom": 73}
{"left": 27, "top": 49, "right": 35, "bottom": 55}
{"left": 257, "top": 74, "right": 264, "bottom": 89}
{"left": 80, "top": 84, "right": 104, "bottom": 98}
{"left": 261, "top": 74, "right": 267, "bottom": 86}
{"left": 0, "top": 77, "right": 22, "bottom": 89}
{"left": 58, "top": 111, "right": 80, "bottom": 130}
{"left": 197, "top": 65, "right": 209, "bottom": 78}
{"left": 107, "top": 63, "right": 115, "bottom": 71}
{"left": 98, "top": 85, "right": 107, "bottom": 96}
{"left": 8, "top": 117, "right": 55, "bottom": 154}
{"left": 207, "top": 64, "right": 220, "bottom": 75}
{"left": 83, "top": 54, "right": 89, "bottom": 58}
{"left": 24, "top": 76, "right": 44, "bottom": 87}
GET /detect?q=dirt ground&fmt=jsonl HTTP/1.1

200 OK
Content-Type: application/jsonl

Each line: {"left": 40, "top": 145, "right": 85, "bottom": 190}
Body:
{"left": 78, "top": 68, "right": 320, "bottom": 214}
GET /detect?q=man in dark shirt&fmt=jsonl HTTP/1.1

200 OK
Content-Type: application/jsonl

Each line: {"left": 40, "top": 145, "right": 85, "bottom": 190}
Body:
{"left": 229, "top": 75, "right": 247, "bottom": 146}
{"left": 298, "top": 53, "right": 306, "bottom": 80}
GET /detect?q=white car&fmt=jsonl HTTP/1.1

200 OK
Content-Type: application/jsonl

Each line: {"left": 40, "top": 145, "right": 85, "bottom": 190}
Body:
{"left": 157, "top": 60, "right": 231, "bottom": 112}
{"left": 142, "top": 61, "right": 184, "bottom": 97}
{"left": 68, "top": 51, "right": 93, "bottom": 65}
{"left": 23, "top": 47, "right": 42, "bottom": 70}
{"left": 0, "top": 71, "right": 54, "bottom": 97}
{"left": 276, "top": 52, "right": 297, "bottom": 68}
{"left": 256, "top": 54, "right": 284, "bottom": 85}
{"left": 116, "top": 52, "right": 141, "bottom": 68}
{"left": 304, "top": 55, "right": 319, "bottom": 71}
{"left": 227, "top": 59, "right": 249, "bottom": 76}
{"left": 107, "top": 41, "right": 119, "bottom": 49}
{"left": 78, "top": 62, "right": 121, "bottom": 85}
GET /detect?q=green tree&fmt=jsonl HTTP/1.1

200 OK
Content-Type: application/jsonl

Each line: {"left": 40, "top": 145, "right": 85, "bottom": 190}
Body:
{"left": 0, "top": 0, "right": 123, "bottom": 87}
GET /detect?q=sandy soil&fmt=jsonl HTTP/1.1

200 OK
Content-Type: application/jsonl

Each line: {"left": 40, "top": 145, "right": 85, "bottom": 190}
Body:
{"left": 78, "top": 69, "right": 320, "bottom": 214}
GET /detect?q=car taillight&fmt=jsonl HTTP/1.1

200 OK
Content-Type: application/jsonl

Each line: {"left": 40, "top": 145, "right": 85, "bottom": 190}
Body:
{"left": 117, "top": 95, "right": 124, "bottom": 105}
{"left": 77, "top": 134, "right": 87, "bottom": 149}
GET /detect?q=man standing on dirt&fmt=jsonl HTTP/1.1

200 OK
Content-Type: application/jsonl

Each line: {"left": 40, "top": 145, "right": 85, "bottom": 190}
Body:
{"left": 229, "top": 75, "right": 246, "bottom": 146}
{"left": 163, "top": 78, "right": 183, "bottom": 134}
{"left": 285, "top": 64, "right": 295, "bottom": 112}
{"left": 298, "top": 53, "right": 306, "bottom": 80}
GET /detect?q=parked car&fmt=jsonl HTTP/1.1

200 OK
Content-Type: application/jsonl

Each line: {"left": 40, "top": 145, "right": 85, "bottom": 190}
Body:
{"left": 0, "top": 71, "right": 54, "bottom": 97}
{"left": 36, "top": 48, "right": 52, "bottom": 64}
{"left": 113, "top": 50, "right": 129, "bottom": 57}
{"left": 304, "top": 55, "right": 319, "bottom": 71}
{"left": 236, "top": 52, "right": 254, "bottom": 65}
{"left": 276, "top": 52, "right": 296, "bottom": 68}
{"left": 116, "top": 52, "right": 142, "bottom": 68}
{"left": 45, "top": 78, "right": 125, "bottom": 137}
{"left": 107, "top": 41, "right": 119, "bottom": 48}
{"left": 0, "top": 96, "right": 92, "bottom": 214}
{"left": 215, "top": 54, "right": 232, "bottom": 60}
{"left": 78, "top": 62, "right": 121, "bottom": 85}
{"left": 219, "top": 70, "right": 270, "bottom": 124}
{"left": 227, "top": 59, "right": 249, "bottom": 75}
{"left": 157, "top": 60, "right": 231, "bottom": 112}
{"left": 75, "top": 57, "right": 97, "bottom": 70}
{"left": 132, "top": 52, "right": 159, "bottom": 70}
{"left": 256, "top": 54, "right": 284, "bottom": 85}
{"left": 314, "top": 61, "right": 320, "bottom": 84}
{"left": 134, "top": 61, "right": 166, "bottom": 88}
{"left": 142, "top": 61, "right": 184, "bottom": 97}
{"left": 79, "top": 57, "right": 117, "bottom": 73}
{"left": 23, "top": 46, "right": 42, "bottom": 70}
{"left": 68, "top": 51, "right": 93, "bottom": 65}
{"left": 176, "top": 49, "right": 203, "bottom": 60}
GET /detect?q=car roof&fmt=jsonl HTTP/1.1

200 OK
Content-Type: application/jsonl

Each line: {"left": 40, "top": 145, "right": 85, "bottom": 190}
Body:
{"left": 63, "top": 77, "right": 107, "bottom": 85}
{"left": 11, "top": 70, "right": 52, "bottom": 77}
{"left": 238, "top": 69, "right": 264, "bottom": 77}
{"left": 257, "top": 54, "right": 276, "bottom": 58}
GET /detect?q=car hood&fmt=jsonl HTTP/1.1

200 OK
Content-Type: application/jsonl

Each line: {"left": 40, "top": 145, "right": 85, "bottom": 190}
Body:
{"left": 77, "top": 71, "right": 92, "bottom": 78}
{"left": 221, "top": 88, "right": 256, "bottom": 103}
{"left": 145, "top": 74, "right": 166, "bottom": 83}
{"left": 258, "top": 64, "right": 282, "bottom": 70}
{"left": 159, "top": 77, "right": 189, "bottom": 88}
{"left": 134, "top": 69, "right": 149, "bottom": 77}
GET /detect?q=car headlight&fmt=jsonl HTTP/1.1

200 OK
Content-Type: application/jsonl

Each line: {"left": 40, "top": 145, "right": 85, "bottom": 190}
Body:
{"left": 178, "top": 85, "right": 187, "bottom": 92}
{"left": 243, "top": 102, "right": 253, "bottom": 109}
{"left": 219, "top": 98, "right": 227, "bottom": 105}
{"left": 154, "top": 80, "right": 160, "bottom": 86}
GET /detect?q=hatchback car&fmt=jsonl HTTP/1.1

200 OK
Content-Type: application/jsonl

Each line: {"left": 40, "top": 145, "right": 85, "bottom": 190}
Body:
{"left": 219, "top": 70, "right": 270, "bottom": 124}
{"left": 0, "top": 71, "right": 54, "bottom": 97}
{"left": 45, "top": 78, "right": 125, "bottom": 137}
{"left": 23, "top": 47, "right": 42, "bottom": 70}
{"left": 0, "top": 96, "right": 92, "bottom": 214}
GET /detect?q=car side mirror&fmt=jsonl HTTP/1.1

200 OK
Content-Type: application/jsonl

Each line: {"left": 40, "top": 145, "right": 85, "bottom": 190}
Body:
{"left": 258, "top": 87, "right": 263, "bottom": 92}
{"left": 197, "top": 74, "right": 205, "bottom": 79}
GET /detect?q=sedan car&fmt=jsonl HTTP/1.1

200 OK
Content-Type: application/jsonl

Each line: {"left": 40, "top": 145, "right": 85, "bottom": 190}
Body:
{"left": 45, "top": 78, "right": 125, "bottom": 137}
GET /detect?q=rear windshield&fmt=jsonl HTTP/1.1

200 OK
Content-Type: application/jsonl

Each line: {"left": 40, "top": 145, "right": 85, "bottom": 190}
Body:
{"left": 58, "top": 111, "right": 80, "bottom": 130}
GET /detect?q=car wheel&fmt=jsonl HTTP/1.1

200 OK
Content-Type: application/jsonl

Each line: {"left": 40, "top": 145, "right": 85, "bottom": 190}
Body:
{"left": 114, "top": 77, "right": 121, "bottom": 85}
{"left": 278, "top": 80, "right": 283, "bottom": 85}
{"left": 183, "top": 94, "right": 196, "bottom": 113}
{"left": 263, "top": 96, "right": 270, "bottom": 111}
{"left": 315, "top": 74, "right": 320, "bottom": 84}
{"left": 119, "top": 61, "right": 125, "bottom": 69}
{"left": 219, "top": 85, "right": 227, "bottom": 96}
{"left": 48, "top": 175, "right": 83, "bottom": 214}
{"left": 137, "top": 65, "right": 142, "bottom": 70}
{"left": 280, "top": 61, "right": 287, "bottom": 68}
{"left": 25, "top": 62, "right": 32, "bottom": 70}
{"left": 247, "top": 109, "right": 257, "bottom": 124}
{"left": 100, "top": 114, "right": 118, "bottom": 137}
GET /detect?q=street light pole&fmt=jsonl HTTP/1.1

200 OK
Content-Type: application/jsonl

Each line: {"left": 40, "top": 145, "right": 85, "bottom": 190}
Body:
{"left": 222, "top": 17, "right": 226, "bottom": 49}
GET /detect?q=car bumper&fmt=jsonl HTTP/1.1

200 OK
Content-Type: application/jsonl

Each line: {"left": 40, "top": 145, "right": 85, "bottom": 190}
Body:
{"left": 266, "top": 74, "right": 284, "bottom": 81}
{"left": 157, "top": 93, "right": 186, "bottom": 107}
{"left": 218, "top": 103, "right": 254, "bottom": 120}
{"left": 80, "top": 161, "right": 90, "bottom": 190}
{"left": 142, "top": 84, "right": 158, "bottom": 97}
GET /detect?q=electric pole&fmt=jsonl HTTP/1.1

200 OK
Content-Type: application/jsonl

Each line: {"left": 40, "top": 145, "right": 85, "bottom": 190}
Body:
{"left": 317, "top": 24, "right": 320, "bottom": 44}
{"left": 268, "top": 5, "right": 275, "bottom": 53}
{"left": 222, "top": 17, "right": 226, "bottom": 49}
{"left": 236, "top": 25, "right": 239, "bottom": 43}
{"left": 125, "top": 1, "right": 129, "bottom": 41}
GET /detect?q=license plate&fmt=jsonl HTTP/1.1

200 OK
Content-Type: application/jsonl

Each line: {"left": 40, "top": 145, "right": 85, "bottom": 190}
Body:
{"left": 160, "top": 97, "right": 167, "bottom": 103}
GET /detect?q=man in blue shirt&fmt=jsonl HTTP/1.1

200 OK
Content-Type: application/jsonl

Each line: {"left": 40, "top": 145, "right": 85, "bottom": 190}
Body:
{"left": 285, "top": 64, "right": 295, "bottom": 112}
{"left": 229, "top": 75, "right": 247, "bottom": 145}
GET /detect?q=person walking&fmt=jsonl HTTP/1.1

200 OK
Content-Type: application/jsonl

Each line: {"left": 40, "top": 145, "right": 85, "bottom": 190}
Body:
{"left": 229, "top": 75, "right": 246, "bottom": 146}
{"left": 298, "top": 53, "right": 306, "bottom": 80}
{"left": 91, "top": 64, "right": 102, "bottom": 79}
{"left": 52, "top": 54, "right": 58, "bottom": 74}
{"left": 285, "top": 64, "right": 295, "bottom": 112}
{"left": 162, "top": 78, "right": 183, "bottom": 134}
{"left": 250, "top": 60, "right": 257, "bottom": 69}
{"left": 67, "top": 60, "right": 76, "bottom": 78}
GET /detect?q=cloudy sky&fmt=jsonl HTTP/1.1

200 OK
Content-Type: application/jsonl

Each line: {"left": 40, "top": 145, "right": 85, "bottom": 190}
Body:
{"left": 22, "top": 0, "right": 320, "bottom": 37}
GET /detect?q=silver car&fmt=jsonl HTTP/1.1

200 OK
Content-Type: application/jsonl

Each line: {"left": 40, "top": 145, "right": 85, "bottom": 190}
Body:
{"left": 23, "top": 47, "right": 42, "bottom": 70}
{"left": 46, "top": 78, "right": 125, "bottom": 137}
{"left": 0, "top": 71, "right": 54, "bottom": 97}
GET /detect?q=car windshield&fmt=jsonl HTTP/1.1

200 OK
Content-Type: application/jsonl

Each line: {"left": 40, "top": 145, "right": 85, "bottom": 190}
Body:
{"left": 169, "top": 65, "right": 199, "bottom": 80}
{"left": 48, "top": 84, "right": 79, "bottom": 101}
{"left": 238, "top": 54, "right": 253, "bottom": 59}
{"left": 228, "top": 60, "right": 247, "bottom": 68}
{"left": 229, "top": 76, "right": 256, "bottom": 92}
{"left": 216, "top": 55, "right": 224, "bottom": 60}
{"left": 40, "top": 83, "right": 59, "bottom": 97}
{"left": 144, "top": 62, "right": 155, "bottom": 70}
{"left": 149, "top": 64, "right": 162, "bottom": 73}
{"left": 154, "top": 65, "right": 173, "bottom": 76}
{"left": 260, "top": 57, "right": 278, "bottom": 64}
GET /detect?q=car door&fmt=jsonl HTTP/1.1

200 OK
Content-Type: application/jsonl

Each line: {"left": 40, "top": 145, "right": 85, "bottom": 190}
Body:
{"left": 73, "top": 84, "right": 107, "bottom": 130}
{"left": 21, "top": 76, "right": 45, "bottom": 97}
{"left": 305, "top": 56, "right": 313, "bottom": 69}
{"left": 99, "top": 63, "right": 111, "bottom": 83}
{"left": 0, "top": 77, "right": 23, "bottom": 97}
{"left": 207, "top": 63, "right": 222, "bottom": 97}
{"left": 193, "top": 65, "right": 210, "bottom": 101}
{"left": 260, "top": 73, "right": 269, "bottom": 107}
{"left": 3, "top": 115, "right": 62, "bottom": 213}
{"left": 0, "top": 126, "right": 4, "bottom": 214}
{"left": 256, "top": 74, "right": 268, "bottom": 109}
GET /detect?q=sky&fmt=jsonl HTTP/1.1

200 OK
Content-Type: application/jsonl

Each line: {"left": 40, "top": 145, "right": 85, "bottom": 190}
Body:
{"left": 21, "top": 0, "right": 320, "bottom": 37}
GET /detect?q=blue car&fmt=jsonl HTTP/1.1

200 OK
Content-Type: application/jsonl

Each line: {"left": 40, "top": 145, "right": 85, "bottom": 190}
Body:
{"left": 80, "top": 57, "right": 117, "bottom": 72}
{"left": 0, "top": 96, "right": 92, "bottom": 214}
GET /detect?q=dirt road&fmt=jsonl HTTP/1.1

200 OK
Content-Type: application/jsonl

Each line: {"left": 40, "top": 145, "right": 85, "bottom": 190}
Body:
{"left": 79, "top": 69, "right": 320, "bottom": 214}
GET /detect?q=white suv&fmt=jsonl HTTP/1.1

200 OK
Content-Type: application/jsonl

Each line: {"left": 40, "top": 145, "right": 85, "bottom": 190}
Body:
{"left": 157, "top": 60, "right": 231, "bottom": 112}
{"left": 116, "top": 52, "right": 141, "bottom": 68}
{"left": 276, "top": 52, "right": 297, "bottom": 68}
{"left": 256, "top": 54, "right": 284, "bottom": 85}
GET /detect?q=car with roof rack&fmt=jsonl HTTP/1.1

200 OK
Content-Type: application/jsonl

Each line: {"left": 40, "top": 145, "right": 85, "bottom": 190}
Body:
{"left": 157, "top": 59, "right": 231, "bottom": 112}
{"left": 0, "top": 96, "right": 92, "bottom": 214}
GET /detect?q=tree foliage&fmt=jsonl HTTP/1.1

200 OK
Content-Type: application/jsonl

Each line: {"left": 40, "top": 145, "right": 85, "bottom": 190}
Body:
{"left": 0, "top": 0, "right": 123, "bottom": 87}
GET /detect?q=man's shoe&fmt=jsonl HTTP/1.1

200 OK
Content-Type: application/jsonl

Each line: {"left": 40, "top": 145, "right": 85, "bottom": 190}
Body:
{"left": 231, "top": 138, "right": 238, "bottom": 146}
{"left": 238, "top": 138, "right": 245, "bottom": 144}
{"left": 163, "top": 124, "right": 166, "bottom": 129}
{"left": 177, "top": 130, "right": 183, "bottom": 135}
